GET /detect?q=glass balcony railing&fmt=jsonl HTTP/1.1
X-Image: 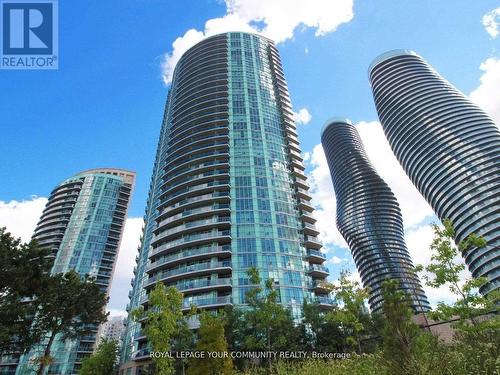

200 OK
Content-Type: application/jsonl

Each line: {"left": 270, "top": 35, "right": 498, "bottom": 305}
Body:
{"left": 161, "top": 191, "right": 230, "bottom": 215}
{"left": 307, "top": 249, "right": 326, "bottom": 260}
{"left": 147, "top": 244, "right": 231, "bottom": 271}
{"left": 151, "top": 229, "right": 231, "bottom": 256}
{"left": 315, "top": 296, "right": 335, "bottom": 306}
{"left": 161, "top": 169, "right": 229, "bottom": 196}
{"left": 156, "top": 203, "right": 230, "bottom": 227}
{"left": 153, "top": 216, "right": 230, "bottom": 242}
{"left": 309, "top": 264, "right": 329, "bottom": 274}
{"left": 146, "top": 261, "right": 232, "bottom": 285}
{"left": 182, "top": 295, "right": 232, "bottom": 309}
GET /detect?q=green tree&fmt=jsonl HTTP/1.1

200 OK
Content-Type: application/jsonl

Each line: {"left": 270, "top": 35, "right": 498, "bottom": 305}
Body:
{"left": 379, "top": 280, "right": 457, "bottom": 375}
{"left": 33, "top": 271, "right": 108, "bottom": 375}
{"left": 243, "top": 268, "right": 298, "bottom": 370}
{"left": 132, "top": 283, "right": 186, "bottom": 375}
{"left": 327, "top": 271, "right": 370, "bottom": 353}
{"left": 299, "top": 300, "right": 345, "bottom": 353}
{"left": 79, "top": 339, "right": 118, "bottom": 375}
{"left": 380, "top": 279, "right": 422, "bottom": 375}
{"left": 416, "top": 219, "right": 500, "bottom": 374}
{"left": 188, "top": 311, "right": 233, "bottom": 375}
{"left": 416, "top": 219, "right": 498, "bottom": 325}
{"left": 0, "top": 228, "right": 52, "bottom": 353}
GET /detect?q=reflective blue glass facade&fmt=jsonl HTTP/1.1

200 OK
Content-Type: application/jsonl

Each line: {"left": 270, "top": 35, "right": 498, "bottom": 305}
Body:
{"left": 369, "top": 50, "right": 500, "bottom": 295}
{"left": 120, "top": 32, "right": 330, "bottom": 371}
{"left": 14, "top": 169, "right": 135, "bottom": 375}
{"left": 321, "top": 119, "right": 430, "bottom": 313}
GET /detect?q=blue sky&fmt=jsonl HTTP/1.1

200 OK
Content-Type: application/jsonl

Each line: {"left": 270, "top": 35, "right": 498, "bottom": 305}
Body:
{"left": 0, "top": 0, "right": 499, "bottom": 313}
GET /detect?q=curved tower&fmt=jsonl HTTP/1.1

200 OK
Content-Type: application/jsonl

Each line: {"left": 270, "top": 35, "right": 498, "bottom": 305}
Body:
{"left": 120, "top": 32, "right": 330, "bottom": 371}
{"left": 15, "top": 169, "right": 135, "bottom": 375}
{"left": 369, "top": 50, "right": 500, "bottom": 295}
{"left": 321, "top": 118, "right": 429, "bottom": 313}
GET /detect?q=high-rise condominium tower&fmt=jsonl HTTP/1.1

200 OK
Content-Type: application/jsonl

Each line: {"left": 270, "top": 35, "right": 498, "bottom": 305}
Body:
{"left": 321, "top": 118, "right": 430, "bottom": 313}
{"left": 13, "top": 169, "right": 135, "bottom": 375}
{"left": 120, "top": 32, "right": 330, "bottom": 371}
{"left": 369, "top": 50, "right": 500, "bottom": 295}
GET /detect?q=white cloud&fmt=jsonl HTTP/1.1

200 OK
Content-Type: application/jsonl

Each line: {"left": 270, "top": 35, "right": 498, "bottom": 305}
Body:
{"left": 107, "top": 217, "right": 144, "bottom": 312}
{"left": 161, "top": 0, "right": 354, "bottom": 83}
{"left": 356, "top": 121, "right": 435, "bottom": 228}
{"left": 482, "top": 7, "right": 500, "bottom": 38}
{"left": 293, "top": 108, "right": 312, "bottom": 125}
{"left": 307, "top": 143, "right": 348, "bottom": 249}
{"left": 0, "top": 197, "right": 47, "bottom": 242}
{"left": 469, "top": 57, "right": 500, "bottom": 124}
{"left": 329, "top": 255, "right": 346, "bottom": 265}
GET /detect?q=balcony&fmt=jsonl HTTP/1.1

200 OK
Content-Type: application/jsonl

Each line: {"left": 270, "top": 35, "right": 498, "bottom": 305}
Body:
{"left": 309, "top": 264, "right": 329, "bottom": 277}
{"left": 147, "top": 244, "right": 231, "bottom": 272}
{"left": 315, "top": 296, "right": 336, "bottom": 307}
{"left": 152, "top": 216, "right": 230, "bottom": 244}
{"left": 290, "top": 158, "right": 305, "bottom": 171}
{"left": 289, "top": 148, "right": 303, "bottom": 161}
{"left": 300, "top": 211, "right": 317, "bottom": 224}
{"left": 163, "top": 159, "right": 230, "bottom": 187}
{"left": 161, "top": 169, "right": 229, "bottom": 197}
{"left": 159, "top": 181, "right": 230, "bottom": 209}
{"left": 306, "top": 249, "right": 326, "bottom": 263}
{"left": 156, "top": 203, "right": 230, "bottom": 228}
{"left": 145, "top": 261, "right": 232, "bottom": 286}
{"left": 165, "top": 150, "right": 230, "bottom": 177}
{"left": 302, "top": 222, "right": 320, "bottom": 236}
{"left": 182, "top": 295, "right": 232, "bottom": 311}
{"left": 296, "top": 187, "right": 312, "bottom": 200}
{"left": 294, "top": 175, "right": 309, "bottom": 190}
{"left": 160, "top": 191, "right": 230, "bottom": 216}
{"left": 311, "top": 280, "right": 331, "bottom": 294}
{"left": 304, "top": 235, "right": 322, "bottom": 249}
{"left": 132, "top": 348, "right": 151, "bottom": 360}
{"left": 141, "top": 278, "right": 232, "bottom": 305}
{"left": 298, "top": 198, "right": 314, "bottom": 212}
{"left": 291, "top": 166, "right": 307, "bottom": 180}
{"left": 150, "top": 229, "right": 231, "bottom": 257}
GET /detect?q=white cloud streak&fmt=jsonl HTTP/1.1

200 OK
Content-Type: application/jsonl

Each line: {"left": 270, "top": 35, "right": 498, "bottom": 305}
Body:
{"left": 161, "top": 0, "right": 354, "bottom": 84}
{"left": 482, "top": 7, "right": 500, "bottom": 39}
{"left": 469, "top": 57, "right": 500, "bottom": 125}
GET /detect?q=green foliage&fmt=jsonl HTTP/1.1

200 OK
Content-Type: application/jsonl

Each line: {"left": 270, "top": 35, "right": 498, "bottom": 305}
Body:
{"left": 415, "top": 218, "right": 500, "bottom": 374}
{"left": 243, "top": 268, "right": 298, "bottom": 353}
{"left": 416, "top": 219, "right": 497, "bottom": 325}
{"left": 380, "top": 279, "right": 420, "bottom": 374}
{"left": 33, "top": 270, "right": 109, "bottom": 375}
{"left": 234, "top": 355, "right": 386, "bottom": 375}
{"left": 0, "top": 228, "right": 53, "bottom": 353}
{"left": 79, "top": 339, "right": 118, "bottom": 375}
{"left": 188, "top": 311, "right": 233, "bottom": 375}
{"left": 299, "top": 300, "right": 345, "bottom": 353}
{"left": 132, "top": 283, "right": 188, "bottom": 375}
{"left": 327, "top": 271, "right": 370, "bottom": 353}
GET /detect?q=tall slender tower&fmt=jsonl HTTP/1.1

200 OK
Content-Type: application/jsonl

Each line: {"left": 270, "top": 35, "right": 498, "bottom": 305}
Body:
{"left": 321, "top": 118, "right": 430, "bottom": 313}
{"left": 369, "top": 50, "right": 500, "bottom": 295}
{"left": 14, "top": 169, "right": 135, "bottom": 375}
{"left": 120, "top": 32, "right": 330, "bottom": 371}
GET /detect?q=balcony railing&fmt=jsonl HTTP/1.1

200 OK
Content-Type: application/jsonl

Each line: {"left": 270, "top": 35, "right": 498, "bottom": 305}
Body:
{"left": 147, "top": 244, "right": 231, "bottom": 272}
{"left": 146, "top": 261, "right": 232, "bottom": 286}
